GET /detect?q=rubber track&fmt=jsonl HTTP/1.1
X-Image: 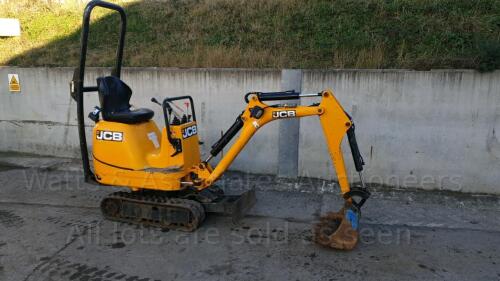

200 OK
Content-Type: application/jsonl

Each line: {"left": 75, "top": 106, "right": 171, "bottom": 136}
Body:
{"left": 101, "top": 191, "right": 205, "bottom": 232}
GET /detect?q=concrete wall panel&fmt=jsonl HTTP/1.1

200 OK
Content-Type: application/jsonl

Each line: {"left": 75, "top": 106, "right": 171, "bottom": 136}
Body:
{"left": 300, "top": 70, "right": 500, "bottom": 194}
{"left": 1, "top": 67, "right": 499, "bottom": 193}
{"left": 0, "top": 67, "right": 281, "bottom": 174}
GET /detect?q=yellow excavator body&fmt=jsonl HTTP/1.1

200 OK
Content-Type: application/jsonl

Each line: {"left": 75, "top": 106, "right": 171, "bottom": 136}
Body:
{"left": 71, "top": 0, "right": 370, "bottom": 249}
{"left": 92, "top": 120, "right": 203, "bottom": 191}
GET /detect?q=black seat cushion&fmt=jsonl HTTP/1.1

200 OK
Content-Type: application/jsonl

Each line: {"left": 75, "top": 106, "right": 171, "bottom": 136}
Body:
{"left": 97, "top": 76, "right": 154, "bottom": 124}
{"left": 103, "top": 108, "right": 154, "bottom": 124}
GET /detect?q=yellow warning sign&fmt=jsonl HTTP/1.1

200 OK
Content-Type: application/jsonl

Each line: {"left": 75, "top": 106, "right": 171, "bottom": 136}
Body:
{"left": 8, "top": 74, "right": 20, "bottom": 92}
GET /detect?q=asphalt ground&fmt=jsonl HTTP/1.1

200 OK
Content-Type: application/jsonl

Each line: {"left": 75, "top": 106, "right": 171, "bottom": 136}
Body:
{"left": 0, "top": 154, "right": 499, "bottom": 281}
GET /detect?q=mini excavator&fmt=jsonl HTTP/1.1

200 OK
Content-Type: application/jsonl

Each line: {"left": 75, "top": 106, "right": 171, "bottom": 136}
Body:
{"left": 70, "top": 1, "right": 370, "bottom": 250}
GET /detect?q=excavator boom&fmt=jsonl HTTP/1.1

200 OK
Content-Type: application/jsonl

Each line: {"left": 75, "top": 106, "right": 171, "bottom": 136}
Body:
{"left": 204, "top": 90, "right": 365, "bottom": 198}
{"left": 200, "top": 89, "right": 370, "bottom": 250}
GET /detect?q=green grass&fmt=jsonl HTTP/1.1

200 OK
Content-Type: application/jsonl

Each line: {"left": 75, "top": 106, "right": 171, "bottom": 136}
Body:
{"left": 1, "top": 0, "right": 500, "bottom": 70}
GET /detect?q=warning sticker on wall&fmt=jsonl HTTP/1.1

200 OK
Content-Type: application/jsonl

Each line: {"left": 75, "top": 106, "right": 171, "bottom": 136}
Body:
{"left": 8, "top": 74, "right": 20, "bottom": 92}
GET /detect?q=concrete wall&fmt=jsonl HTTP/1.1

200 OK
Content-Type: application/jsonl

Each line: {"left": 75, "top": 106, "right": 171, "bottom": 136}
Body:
{"left": 1, "top": 67, "right": 499, "bottom": 194}
{"left": 0, "top": 67, "right": 281, "bottom": 175}
{"left": 300, "top": 70, "right": 500, "bottom": 194}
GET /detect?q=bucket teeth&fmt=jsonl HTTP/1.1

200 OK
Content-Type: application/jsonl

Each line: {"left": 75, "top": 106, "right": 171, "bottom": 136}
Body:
{"left": 313, "top": 205, "right": 360, "bottom": 250}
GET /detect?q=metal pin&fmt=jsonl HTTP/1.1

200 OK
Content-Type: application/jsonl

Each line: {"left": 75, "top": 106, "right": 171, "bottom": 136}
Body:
{"left": 204, "top": 155, "right": 213, "bottom": 163}
{"left": 358, "top": 171, "right": 366, "bottom": 190}
{"left": 299, "top": 93, "right": 322, "bottom": 98}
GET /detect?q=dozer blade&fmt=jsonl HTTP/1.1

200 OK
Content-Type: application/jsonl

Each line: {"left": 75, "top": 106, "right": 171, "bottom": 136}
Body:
{"left": 313, "top": 203, "right": 360, "bottom": 250}
{"left": 202, "top": 189, "right": 256, "bottom": 223}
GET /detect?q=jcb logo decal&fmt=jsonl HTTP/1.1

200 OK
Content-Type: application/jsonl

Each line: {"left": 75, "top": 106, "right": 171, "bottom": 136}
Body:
{"left": 96, "top": 130, "right": 123, "bottom": 142}
{"left": 182, "top": 125, "right": 197, "bottom": 139}
{"left": 272, "top": 110, "right": 296, "bottom": 118}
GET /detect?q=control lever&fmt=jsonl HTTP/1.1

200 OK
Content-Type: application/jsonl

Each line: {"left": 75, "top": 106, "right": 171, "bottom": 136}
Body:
{"left": 151, "top": 97, "right": 162, "bottom": 106}
{"left": 88, "top": 106, "right": 101, "bottom": 122}
{"left": 152, "top": 97, "right": 176, "bottom": 123}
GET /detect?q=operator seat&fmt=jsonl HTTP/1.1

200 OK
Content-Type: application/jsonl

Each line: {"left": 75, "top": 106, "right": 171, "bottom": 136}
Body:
{"left": 97, "top": 76, "right": 154, "bottom": 124}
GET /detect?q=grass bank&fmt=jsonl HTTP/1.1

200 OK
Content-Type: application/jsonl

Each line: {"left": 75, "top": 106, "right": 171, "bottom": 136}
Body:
{"left": 1, "top": 0, "right": 499, "bottom": 70}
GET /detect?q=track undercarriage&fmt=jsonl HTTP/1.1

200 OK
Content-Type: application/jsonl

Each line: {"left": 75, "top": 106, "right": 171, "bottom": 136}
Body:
{"left": 100, "top": 187, "right": 256, "bottom": 231}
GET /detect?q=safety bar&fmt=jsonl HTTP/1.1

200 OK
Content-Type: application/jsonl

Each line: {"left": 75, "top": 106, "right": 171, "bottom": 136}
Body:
{"left": 83, "top": 86, "right": 99, "bottom": 92}
{"left": 70, "top": 0, "right": 127, "bottom": 182}
{"left": 162, "top": 96, "right": 196, "bottom": 122}
{"left": 161, "top": 96, "right": 196, "bottom": 152}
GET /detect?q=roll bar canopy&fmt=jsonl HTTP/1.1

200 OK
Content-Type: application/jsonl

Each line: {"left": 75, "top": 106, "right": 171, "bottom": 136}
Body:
{"left": 70, "top": 0, "right": 127, "bottom": 182}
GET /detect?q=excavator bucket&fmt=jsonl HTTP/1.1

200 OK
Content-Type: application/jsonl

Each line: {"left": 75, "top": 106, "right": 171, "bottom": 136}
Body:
{"left": 313, "top": 203, "right": 360, "bottom": 250}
